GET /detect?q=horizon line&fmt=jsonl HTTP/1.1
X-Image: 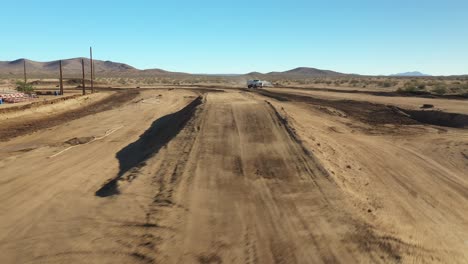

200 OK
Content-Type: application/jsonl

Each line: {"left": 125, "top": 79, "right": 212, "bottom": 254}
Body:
{"left": 2, "top": 57, "right": 466, "bottom": 77}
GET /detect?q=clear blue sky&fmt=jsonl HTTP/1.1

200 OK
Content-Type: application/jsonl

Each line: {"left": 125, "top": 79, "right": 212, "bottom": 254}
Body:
{"left": 1, "top": 0, "right": 467, "bottom": 75}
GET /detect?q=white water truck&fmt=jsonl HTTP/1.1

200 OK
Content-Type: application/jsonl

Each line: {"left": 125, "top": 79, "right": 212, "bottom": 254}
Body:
{"left": 247, "top": 80, "right": 272, "bottom": 88}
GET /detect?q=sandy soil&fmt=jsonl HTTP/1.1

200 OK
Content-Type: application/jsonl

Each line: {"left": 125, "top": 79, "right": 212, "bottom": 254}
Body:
{"left": 0, "top": 88, "right": 467, "bottom": 263}
{"left": 0, "top": 91, "right": 139, "bottom": 141}
{"left": 0, "top": 89, "right": 198, "bottom": 263}
{"left": 0, "top": 93, "right": 109, "bottom": 119}
{"left": 259, "top": 92, "right": 468, "bottom": 263}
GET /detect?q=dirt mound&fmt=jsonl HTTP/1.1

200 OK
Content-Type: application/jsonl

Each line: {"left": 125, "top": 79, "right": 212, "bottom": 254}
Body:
{"left": 0, "top": 95, "right": 81, "bottom": 115}
{"left": 64, "top": 137, "right": 94, "bottom": 145}
{"left": 279, "top": 86, "right": 468, "bottom": 100}
{"left": 253, "top": 89, "right": 418, "bottom": 126}
{"left": 255, "top": 89, "right": 468, "bottom": 129}
{"left": 401, "top": 109, "right": 468, "bottom": 128}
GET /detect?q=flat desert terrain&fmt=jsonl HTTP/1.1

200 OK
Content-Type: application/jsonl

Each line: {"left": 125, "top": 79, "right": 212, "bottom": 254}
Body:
{"left": 0, "top": 86, "right": 467, "bottom": 263}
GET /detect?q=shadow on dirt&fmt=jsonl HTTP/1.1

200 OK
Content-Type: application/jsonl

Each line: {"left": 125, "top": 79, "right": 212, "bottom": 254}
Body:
{"left": 95, "top": 96, "right": 202, "bottom": 197}
{"left": 400, "top": 109, "right": 468, "bottom": 128}
{"left": 278, "top": 86, "right": 468, "bottom": 100}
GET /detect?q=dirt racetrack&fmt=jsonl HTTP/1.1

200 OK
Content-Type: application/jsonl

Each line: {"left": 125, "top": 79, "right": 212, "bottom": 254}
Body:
{"left": 0, "top": 88, "right": 467, "bottom": 263}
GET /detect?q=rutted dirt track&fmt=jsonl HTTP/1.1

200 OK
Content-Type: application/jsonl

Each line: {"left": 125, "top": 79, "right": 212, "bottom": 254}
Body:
{"left": 1, "top": 89, "right": 468, "bottom": 263}
{"left": 148, "top": 92, "right": 393, "bottom": 263}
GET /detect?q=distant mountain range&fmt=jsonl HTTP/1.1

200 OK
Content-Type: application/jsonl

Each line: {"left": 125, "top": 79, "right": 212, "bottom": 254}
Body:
{"left": 0, "top": 58, "right": 183, "bottom": 78}
{"left": 243, "top": 67, "right": 349, "bottom": 78}
{"left": 264, "top": 67, "right": 346, "bottom": 77}
{"left": 0, "top": 58, "right": 350, "bottom": 78}
{"left": 390, "top": 71, "right": 431, "bottom": 77}
{"left": 1, "top": 59, "right": 454, "bottom": 78}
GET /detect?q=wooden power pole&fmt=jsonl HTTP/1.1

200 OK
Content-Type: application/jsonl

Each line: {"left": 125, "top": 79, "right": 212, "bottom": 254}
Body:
{"left": 59, "top": 60, "right": 64, "bottom": 95}
{"left": 90, "top": 47, "right": 94, "bottom": 93}
{"left": 23, "top": 60, "right": 27, "bottom": 84}
{"left": 81, "top": 58, "right": 86, "bottom": 95}
{"left": 93, "top": 60, "right": 96, "bottom": 86}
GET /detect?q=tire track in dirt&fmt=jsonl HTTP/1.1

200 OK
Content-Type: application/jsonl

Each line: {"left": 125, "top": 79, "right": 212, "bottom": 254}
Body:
{"left": 82, "top": 90, "right": 441, "bottom": 263}
{"left": 138, "top": 91, "right": 435, "bottom": 263}
{"left": 89, "top": 95, "right": 205, "bottom": 262}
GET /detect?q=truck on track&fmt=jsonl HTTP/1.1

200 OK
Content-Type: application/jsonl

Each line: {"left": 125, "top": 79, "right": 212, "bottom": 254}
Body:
{"left": 247, "top": 80, "right": 271, "bottom": 89}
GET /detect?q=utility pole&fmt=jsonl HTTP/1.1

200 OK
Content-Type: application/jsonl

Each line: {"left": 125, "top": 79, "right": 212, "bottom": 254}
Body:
{"left": 93, "top": 60, "right": 96, "bottom": 86}
{"left": 90, "top": 47, "right": 94, "bottom": 93}
{"left": 23, "top": 59, "right": 27, "bottom": 84}
{"left": 59, "top": 60, "right": 64, "bottom": 95}
{"left": 81, "top": 58, "right": 86, "bottom": 95}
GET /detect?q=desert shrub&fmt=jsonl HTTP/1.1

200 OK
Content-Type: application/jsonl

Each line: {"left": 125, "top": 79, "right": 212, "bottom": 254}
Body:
{"left": 443, "top": 82, "right": 468, "bottom": 94}
{"left": 432, "top": 85, "right": 448, "bottom": 95}
{"left": 16, "top": 81, "right": 34, "bottom": 93}
{"left": 381, "top": 81, "right": 395, "bottom": 88}
{"left": 118, "top": 78, "right": 127, "bottom": 85}
{"left": 397, "top": 86, "right": 418, "bottom": 93}
{"left": 398, "top": 81, "right": 422, "bottom": 93}
{"left": 400, "top": 80, "right": 426, "bottom": 92}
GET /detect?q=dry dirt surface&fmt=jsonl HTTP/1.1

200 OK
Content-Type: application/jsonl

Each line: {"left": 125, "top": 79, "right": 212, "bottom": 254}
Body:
{"left": 0, "top": 88, "right": 467, "bottom": 263}
{"left": 0, "top": 91, "right": 138, "bottom": 141}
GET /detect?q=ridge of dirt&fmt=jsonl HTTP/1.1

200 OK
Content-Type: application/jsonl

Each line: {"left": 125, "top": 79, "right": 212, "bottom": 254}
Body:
{"left": 0, "top": 90, "right": 139, "bottom": 142}
{"left": 252, "top": 89, "right": 418, "bottom": 126}
{"left": 264, "top": 100, "right": 331, "bottom": 179}
{"left": 96, "top": 87, "right": 226, "bottom": 94}
{"left": 264, "top": 98, "right": 442, "bottom": 262}
{"left": 0, "top": 94, "right": 82, "bottom": 114}
{"left": 399, "top": 108, "right": 468, "bottom": 128}
{"left": 254, "top": 89, "right": 468, "bottom": 129}
{"left": 276, "top": 86, "right": 468, "bottom": 100}
{"left": 64, "top": 137, "right": 95, "bottom": 145}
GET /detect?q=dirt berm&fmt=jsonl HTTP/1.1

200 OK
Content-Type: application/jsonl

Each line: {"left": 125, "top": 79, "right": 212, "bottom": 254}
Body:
{"left": 0, "top": 90, "right": 139, "bottom": 141}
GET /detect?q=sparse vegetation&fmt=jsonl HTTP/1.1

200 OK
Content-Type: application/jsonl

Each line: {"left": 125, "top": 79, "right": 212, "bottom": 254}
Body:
{"left": 432, "top": 85, "right": 448, "bottom": 95}
{"left": 381, "top": 81, "right": 394, "bottom": 88}
{"left": 15, "top": 81, "right": 34, "bottom": 93}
